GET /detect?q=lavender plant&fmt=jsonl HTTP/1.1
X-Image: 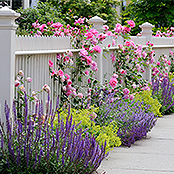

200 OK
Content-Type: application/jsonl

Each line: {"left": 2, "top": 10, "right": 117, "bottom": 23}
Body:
{"left": 0, "top": 93, "right": 106, "bottom": 174}
{"left": 94, "top": 91, "right": 157, "bottom": 147}
{"left": 152, "top": 75, "right": 174, "bottom": 115}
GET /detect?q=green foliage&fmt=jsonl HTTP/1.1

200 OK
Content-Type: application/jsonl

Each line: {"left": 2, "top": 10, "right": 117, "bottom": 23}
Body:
{"left": 48, "top": 0, "right": 120, "bottom": 29}
{"left": 134, "top": 90, "right": 162, "bottom": 117}
{"left": 152, "top": 26, "right": 171, "bottom": 35}
{"left": 54, "top": 107, "right": 121, "bottom": 152}
{"left": 16, "top": 2, "right": 65, "bottom": 35}
{"left": 122, "top": 0, "right": 174, "bottom": 35}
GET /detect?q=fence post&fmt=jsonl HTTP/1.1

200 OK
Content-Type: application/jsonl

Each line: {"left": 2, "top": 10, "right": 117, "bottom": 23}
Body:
{"left": 139, "top": 22, "right": 154, "bottom": 82}
{"left": 88, "top": 16, "right": 106, "bottom": 84}
{"left": 0, "top": 7, "right": 20, "bottom": 124}
{"left": 23, "top": 0, "right": 30, "bottom": 9}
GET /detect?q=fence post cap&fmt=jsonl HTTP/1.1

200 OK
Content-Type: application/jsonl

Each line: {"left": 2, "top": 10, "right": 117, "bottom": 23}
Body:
{"left": 139, "top": 22, "right": 154, "bottom": 28}
{"left": 0, "top": 6, "right": 20, "bottom": 17}
{"left": 0, "top": 6, "right": 20, "bottom": 30}
{"left": 88, "top": 16, "right": 107, "bottom": 32}
{"left": 88, "top": 16, "right": 107, "bottom": 24}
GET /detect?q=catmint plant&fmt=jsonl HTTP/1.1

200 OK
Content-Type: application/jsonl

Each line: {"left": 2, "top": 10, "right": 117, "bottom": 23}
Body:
{"left": 94, "top": 90, "right": 157, "bottom": 147}
{"left": 0, "top": 93, "right": 106, "bottom": 174}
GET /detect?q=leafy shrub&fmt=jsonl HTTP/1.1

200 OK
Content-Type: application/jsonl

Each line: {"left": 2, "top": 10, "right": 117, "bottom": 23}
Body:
{"left": 16, "top": 2, "right": 65, "bottom": 35}
{"left": 0, "top": 94, "right": 106, "bottom": 174}
{"left": 54, "top": 107, "right": 121, "bottom": 152}
{"left": 134, "top": 90, "right": 162, "bottom": 117}
{"left": 20, "top": 0, "right": 120, "bottom": 32}
{"left": 152, "top": 76, "right": 174, "bottom": 115}
{"left": 122, "top": 0, "right": 174, "bottom": 35}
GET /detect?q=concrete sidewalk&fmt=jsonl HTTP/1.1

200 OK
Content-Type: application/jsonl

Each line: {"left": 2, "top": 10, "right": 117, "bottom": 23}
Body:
{"left": 97, "top": 114, "right": 174, "bottom": 174}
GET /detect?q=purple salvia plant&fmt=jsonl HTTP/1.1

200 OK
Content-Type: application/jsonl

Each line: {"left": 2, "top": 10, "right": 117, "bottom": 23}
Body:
{"left": 0, "top": 95, "right": 106, "bottom": 173}
{"left": 152, "top": 76, "right": 174, "bottom": 114}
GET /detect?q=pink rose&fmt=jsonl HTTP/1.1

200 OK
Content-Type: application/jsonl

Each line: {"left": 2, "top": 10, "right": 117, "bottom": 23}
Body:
{"left": 66, "top": 91, "right": 72, "bottom": 96}
{"left": 123, "top": 88, "right": 130, "bottom": 95}
{"left": 26, "top": 77, "right": 32, "bottom": 83}
{"left": 159, "top": 73, "right": 163, "bottom": 77}
{"left": 85, "top": 70, "right": 89, "bottom": 75}
{"left": 111, "top": 52, "right": 116, "bottom": 63}
{"left": 18, "top": 70, "right": 24, "bottom": 77}
{"left": 112, "top": 73, "right": 118, "bottom": 79}
{"left": 86, "top": 56, "right": 92, "bottom": 65}
{"left": 97, "top": 33, "right": 106, "bottom": 41}
{"left": 157, "top": 62, "right": 160, "bottom": 66}
{"left": 152, "top": 72, "right": 156, "bottom": 76}
{"left": 20, "top": 85, "right": 25, "bottom": 93}
{"left": 90, "top": 29, "right": 99, "bottom": 36}
{"left": 109, "top": 78, "right": 118, "bottom": 88}
{"left": 56, "top": 53, "right": 62, "bottom": 60}
{"left": 167, "top": 60, "right": 171, "bottom": 65}
{"left": 91, "top": 61, "right": 98, "bottom": 71}
{"left": 51, "top": 70, "right": 55, "bottom": 76}
{"left": 65, "top": 73, "right": 70, "bottom": 80}
{"left": 67, "top": 80, "right": 72, "bottom": 86}
{"left": 93, "top": 45, "right": 102, "bottom": 53}
{"left": 58, "top": 69, "right": 64, "bottom": 76}
{"left": 112, "top": 39, "right": 116, "bottom": 46}
{"left": 77, "top": 93, "right": 83, "bottom": 99}
{"left": 106, "top": 31, "right": 113, "bottom": 36}
{"left": 42, "top": 84, "right": 50, "bottom": 93}
{"left": 15, "top": 80, "right": 20, "bottom": 87}
{"left": 125, "top": 41, "right": 131, "bottom": 47}
{"left": 79, "top": 49, "right": 88, "bottom": 57}
{"left": 124, "top": 27, "right": 131, "bottom": 33}
{"left": 170, "top": 51, "right": 173, "bottom": 56}
{"left": 118, "top": 44, "right": 123, "bottom": 49}
{"left": 129, "top": 94, "right": 134, "bottom": 100}
{"left": 49, "top": 60, "right": 54, "bottom": 67}
{"left": 120, "top": 69, "right": 126, "bottom": 74}
{"left": 66, "top": 85, "right": 72, "bottom": 91}
{"left": 127, "top": 20, "right": 135, "bottom": 28}
{"left": 85, "top": 32, "right": 94, "bottom": 39}
{"left": 103, "top": 25, "right": 109, "bottom": 31}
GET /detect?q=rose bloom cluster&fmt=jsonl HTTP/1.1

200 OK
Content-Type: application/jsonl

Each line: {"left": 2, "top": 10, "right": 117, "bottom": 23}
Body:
{"left": 15, "top": 70, "right": 32, "bottom": 93}
{"left": 152, "top": 54, "right": 171, "bottom": 78}
{"left": 109, "top": 73, "right": 135, "bottom": 100}
{"left": 49, "top": 59, "right": 83, "bottom": 99}
{"left": 15, "top": 70, "right": 51, "bottom": 102}
{"left": 31, "top": 18, "right": 137, "bottom": 104}
{"left": 153, "top": 27, "right": 174, "bottom": 37}
{"left": 110, "top": 40, "right": 155, "bottom": 87}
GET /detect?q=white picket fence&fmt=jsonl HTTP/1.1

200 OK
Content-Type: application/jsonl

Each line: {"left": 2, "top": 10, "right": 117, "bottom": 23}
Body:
{"left": 0, "top": 6, "right": 174, "bottom": 123}
{"left": 14, "top": 35, "right": 174, "bottom": 110}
